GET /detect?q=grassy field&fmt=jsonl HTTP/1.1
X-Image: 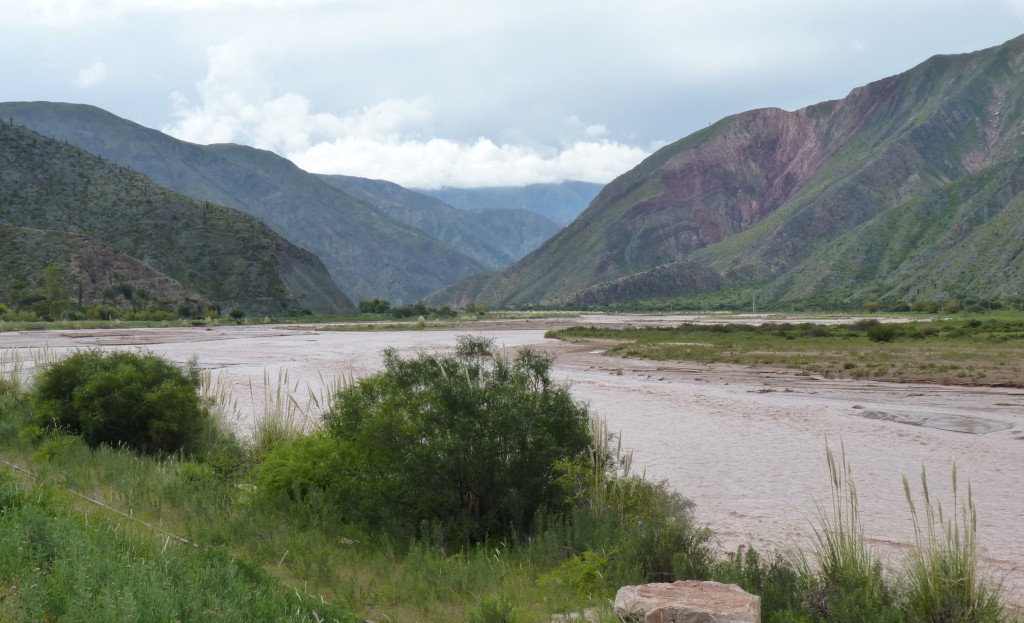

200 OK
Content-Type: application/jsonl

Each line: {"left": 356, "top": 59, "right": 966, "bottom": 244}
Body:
{"left": 547, "top": 316, "right": 1024, "bottom": 387}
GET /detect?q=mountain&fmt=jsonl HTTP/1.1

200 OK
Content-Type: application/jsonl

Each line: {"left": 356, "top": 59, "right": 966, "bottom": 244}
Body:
{"left": 431, "top": 34, "right": 1024, "bottom": 309}
{"left": 315, "top": 174, "right": 561, "bottom": 270}
{"left": 417, "top": 181, "right": 603, "bottom": 226}
{"left": 0, "top": 122, "right": 352, "bottom": 315}
{"left": 0, "top": 102, "right": 484, "bottom": 304}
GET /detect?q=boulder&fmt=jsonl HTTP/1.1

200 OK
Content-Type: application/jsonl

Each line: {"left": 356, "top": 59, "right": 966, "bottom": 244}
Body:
{"left": 614, "top": 580, "right": 759, "bottom": 623}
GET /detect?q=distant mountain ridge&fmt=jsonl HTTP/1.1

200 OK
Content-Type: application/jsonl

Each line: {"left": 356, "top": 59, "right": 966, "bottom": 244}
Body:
{"left": 316, "top": 174, "right": 561, "bottom": 270}
{"left": 430, "top": 33, "right": 1024, "bottom": 309}
{"left": 417, "top": 182, "right": 603, "bottom": 225}
{"left": 0, "top": 122, "right": 352, "bottom": 314}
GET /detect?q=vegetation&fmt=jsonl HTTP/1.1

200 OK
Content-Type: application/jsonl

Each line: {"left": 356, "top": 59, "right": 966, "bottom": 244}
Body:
{"left": 0, "top": 341, "right": 1017, "bottom": 621}
{"left": 0, "top": 122, "right": 351, "bottom": 315}
{"left": 265, "top": 336, "right": 593, "bottom": 544}
{"left": 547, "top": 317, "right": 1024, "bottom": 386}
{"left": 32, "top": 350, "right": 221, "bottom": 456}
{"left": 0, "top": 101, "right": 489, "bottom": 305}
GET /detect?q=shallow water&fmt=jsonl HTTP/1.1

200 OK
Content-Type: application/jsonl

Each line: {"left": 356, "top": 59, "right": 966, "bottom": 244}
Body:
{"left": 3, "top": 321, "right": 1022, "bottom": 606}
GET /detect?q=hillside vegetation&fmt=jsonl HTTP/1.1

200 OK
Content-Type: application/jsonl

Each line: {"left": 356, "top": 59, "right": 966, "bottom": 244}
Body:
{"left": 431, "top": 34, "right": 1024, "bottom": 310}
{"left": 0, "top": 121, "right": 352, "bottom": 315}
{"left": 0, "top": 102, "right": 513, "bottom": 304}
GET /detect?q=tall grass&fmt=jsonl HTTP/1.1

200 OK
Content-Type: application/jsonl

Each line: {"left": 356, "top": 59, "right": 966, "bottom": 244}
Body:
{"left": 800, "top": 442, "right": 900, "bottom": 621}
{"left": 247, "top": 369, "right": 344, "bottom": 457}
{"left": 901, "top": 464, "right": 1010, "bottom": 622}
{"left": 0, "top": 345, "right": 57, "bottom": 398}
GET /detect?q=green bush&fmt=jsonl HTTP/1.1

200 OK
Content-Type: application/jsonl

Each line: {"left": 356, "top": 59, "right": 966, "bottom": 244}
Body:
{"left": 866, "top": 323, "right": 899, "bottom": 343}
{"left": 712, "top": 546, "right": 806, "bottom": 621}
{"left": 32, "top": 350, "right": 216, "bottom": 456}
{"left": 273, "top": 340, "right": 593, "bottom": 544}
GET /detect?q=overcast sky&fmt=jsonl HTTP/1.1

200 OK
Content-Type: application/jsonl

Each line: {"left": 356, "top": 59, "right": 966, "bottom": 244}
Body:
{"left": 2, "top": 1, "right": 1023, "bottom": 188}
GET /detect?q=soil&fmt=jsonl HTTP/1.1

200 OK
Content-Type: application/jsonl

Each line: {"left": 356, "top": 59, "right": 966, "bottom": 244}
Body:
{"left": 3, "top": 315, "right": 1022, "bottom": 607}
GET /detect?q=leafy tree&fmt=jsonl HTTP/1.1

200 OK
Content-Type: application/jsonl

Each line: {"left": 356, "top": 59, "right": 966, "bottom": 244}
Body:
{"left": 358, "top": 298, "right": 391, "bottom": 314}
{"left": 265, "top": 339, "right": 593, "bottom": 544}
{"left": 228, "top": 307, "right": 245, "bottom": 322}
{"left": 32, "top": 350, "right": 216, "bottom": 456}
{"left": 43, "top": 264, "right": 69, "bottom": 318}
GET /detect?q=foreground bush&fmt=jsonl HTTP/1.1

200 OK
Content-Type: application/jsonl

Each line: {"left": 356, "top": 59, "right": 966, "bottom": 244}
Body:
{"left": 32, "top": 350, "right": 216, "bottom": 456}
{"left": 262, "top": 337, "right": 593, "bottom": 544}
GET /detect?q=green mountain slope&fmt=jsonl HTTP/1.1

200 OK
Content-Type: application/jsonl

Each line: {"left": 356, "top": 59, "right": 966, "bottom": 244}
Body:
{"left": 431, "top": 34, "right": 1024, "bottom": 308}
{"left": 316, "top": 174, "right": 561, "bottom": 270}
{"left": 0, "top": 102, "right": 484, "bottom": 304}
{"left": 0, "top": 122, "right": 352, "bottom": 314}
{"left": 417, "top": 181, "right": 603, "bottom": 226}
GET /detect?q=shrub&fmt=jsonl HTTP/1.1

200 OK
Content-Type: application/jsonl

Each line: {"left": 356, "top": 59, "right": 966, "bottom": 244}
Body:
{"left": 712, "top": 546, "right": 806, "bottom": 620}
{"left": 866, "top": 323, "right": 899, "bottom": 343}
{"left": 313, "top": 341, "right": 593, "bottom": 544}
{"left": 32, "top": 350, "right": 216, "bottom": 456}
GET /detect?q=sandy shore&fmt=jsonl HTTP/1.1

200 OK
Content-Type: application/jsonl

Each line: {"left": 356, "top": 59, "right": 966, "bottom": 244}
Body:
{"left": 2, "top": 318, "right": 1021, "bottom": 606}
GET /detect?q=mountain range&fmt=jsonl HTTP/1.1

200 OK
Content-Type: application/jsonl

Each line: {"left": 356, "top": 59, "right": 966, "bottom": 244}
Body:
{"left": 417, "top": 182, "right": 601, "bottom": 226}
{"left": 0, "top": 102, "right": 568, "bottom": 304}
{"left": 0, "top": 121, "right": 352, "bottom": 315}
{"left": 429, "top": 33, "right": 1024, "bottom": 310}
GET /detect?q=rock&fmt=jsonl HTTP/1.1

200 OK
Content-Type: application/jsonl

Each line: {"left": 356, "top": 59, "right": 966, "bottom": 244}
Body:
{"left": 614, "top": 580, "right": 760, "bottom": 623}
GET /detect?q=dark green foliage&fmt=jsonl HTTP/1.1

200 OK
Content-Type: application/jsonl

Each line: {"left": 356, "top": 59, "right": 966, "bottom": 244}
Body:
{"left": 228, "top": 307, "right": 245, "bottom": 322}
{"left": 866, "top": 324, "right": 899, "bottom": 342}
{"left": 358, "top": 297, "right": 391, "bottom": 313}
{"left": 712, "top": 546, "right": 807, "bottom": 622}
{"left": 32, "top": 350, "right": 215, "bottom": 455}
{"left": 263, "top": 342, "right": 593, "bottom": 544}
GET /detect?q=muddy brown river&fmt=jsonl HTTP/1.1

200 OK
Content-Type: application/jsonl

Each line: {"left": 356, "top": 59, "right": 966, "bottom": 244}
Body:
{"left": 2, "top": 316, "right": 1022, "bottom": 606}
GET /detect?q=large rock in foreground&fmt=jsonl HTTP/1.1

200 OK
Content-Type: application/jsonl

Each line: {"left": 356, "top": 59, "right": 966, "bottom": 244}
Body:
{"left": 614, "top": 580, "right": 760, "bottom": 623}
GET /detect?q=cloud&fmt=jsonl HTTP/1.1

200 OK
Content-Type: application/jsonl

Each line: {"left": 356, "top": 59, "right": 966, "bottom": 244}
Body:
{"left": 10, "top": 0, "right": 338, "bottom": 26}
{"left": 292, "top": 136, "right": 648, "bottom": 189}
{"left": 1005, "top": 0, "right": 1024, "bottom": 18}
{"left": 165, "top": 41, "right": 650, "bottom": 188}
{"left": 74, "top": 60, "right": 108, "bottom": 88}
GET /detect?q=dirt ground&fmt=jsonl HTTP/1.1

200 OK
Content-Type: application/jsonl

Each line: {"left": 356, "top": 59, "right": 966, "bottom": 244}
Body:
{"left": 2, "top": 316, "right": 1022, "bottom": 606}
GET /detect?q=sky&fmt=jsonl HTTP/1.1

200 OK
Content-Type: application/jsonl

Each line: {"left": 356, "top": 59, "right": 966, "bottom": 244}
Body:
{"left": 2, "top": 1, "right": 1023, "bottom": 189}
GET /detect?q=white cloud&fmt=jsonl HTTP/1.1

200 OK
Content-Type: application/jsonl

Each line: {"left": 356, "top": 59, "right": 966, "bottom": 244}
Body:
{"left": 164, "top": 41, "right": 650, "bottom": 187}
{"left": 292, "top": 136, "right": 648, "bottom": 189}
{"left": 74, "top": 60, "right": 107, "bottom": 88}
